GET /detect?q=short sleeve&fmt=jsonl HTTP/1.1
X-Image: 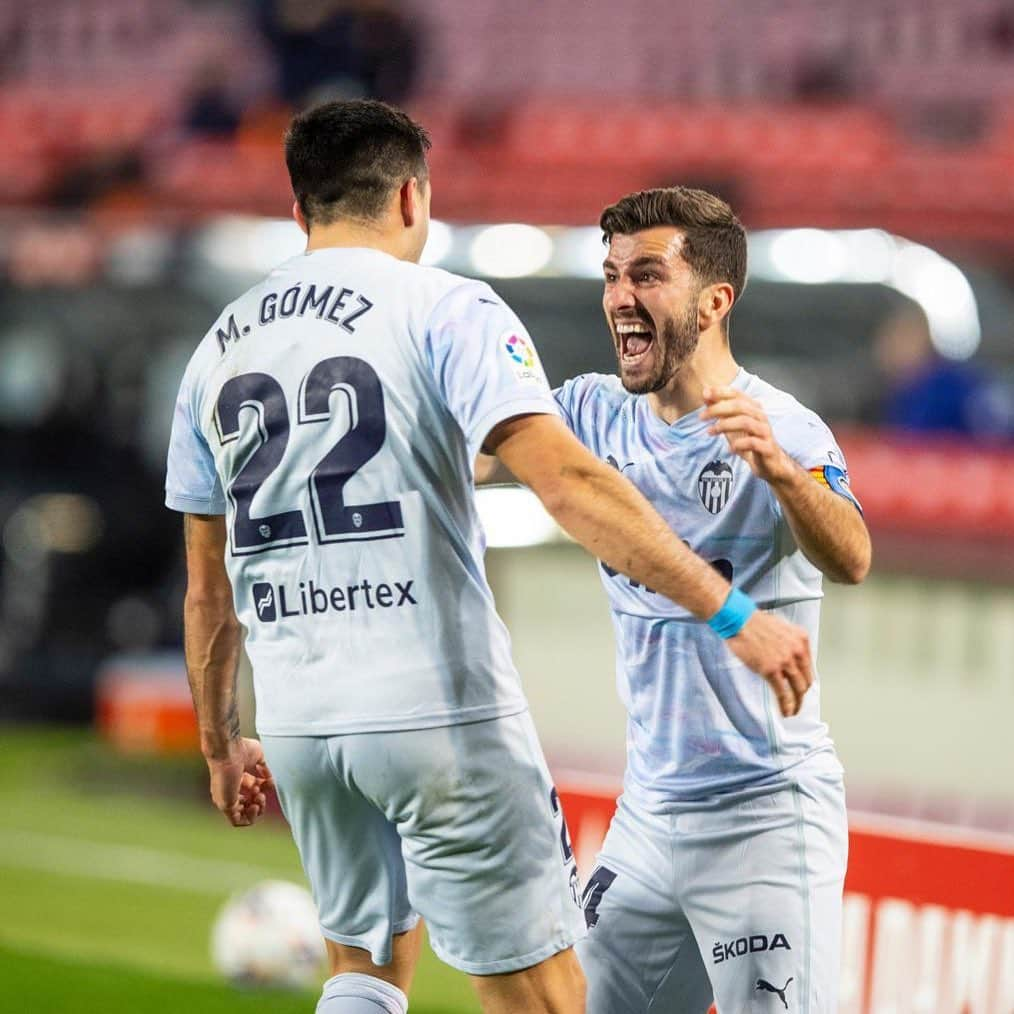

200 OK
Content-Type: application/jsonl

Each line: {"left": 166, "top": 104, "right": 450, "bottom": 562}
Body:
{"left": 165, "top": 365, "right": 226, "bottom": 515}
{"left": 424, "top": 281, "right": 559, "bottom": 459}
{"left": 774, "top": 410, "right": 862, "bottom": 515}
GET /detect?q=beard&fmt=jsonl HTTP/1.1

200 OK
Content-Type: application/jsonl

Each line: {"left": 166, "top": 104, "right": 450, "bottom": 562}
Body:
{"left": 618, "top": 300, "right": 700, "bottom": 395}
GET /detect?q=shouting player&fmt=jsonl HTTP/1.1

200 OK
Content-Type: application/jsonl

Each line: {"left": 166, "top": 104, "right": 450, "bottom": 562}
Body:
{"left": 166, "top": 105, "right": 813, "bottom": 1014}
{"left": 479, "top": 186, "right": 870, "bottom": 1013}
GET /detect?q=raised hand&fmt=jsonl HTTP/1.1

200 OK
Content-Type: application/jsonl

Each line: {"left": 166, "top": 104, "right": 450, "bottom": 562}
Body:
{"left": 702, "top": 385, "right": 794, "bottom": 485}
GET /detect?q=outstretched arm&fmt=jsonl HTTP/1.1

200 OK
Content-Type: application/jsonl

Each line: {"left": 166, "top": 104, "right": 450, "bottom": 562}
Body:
{"left": 183, "top": 513, "right": 272, "bottom": 826}
{"left": 484, "top": 413, "right": 814, "bottom": 716}
{"left": 702, "top": 386, "right": 871, "bottom": 585}
{"left": 488, "top": 415, "right": 730, "bottom": 618}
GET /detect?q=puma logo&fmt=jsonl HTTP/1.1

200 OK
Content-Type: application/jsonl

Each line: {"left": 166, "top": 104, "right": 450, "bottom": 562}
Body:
{"left": 756, "top": 977, "right": 793, "bottom": 1009}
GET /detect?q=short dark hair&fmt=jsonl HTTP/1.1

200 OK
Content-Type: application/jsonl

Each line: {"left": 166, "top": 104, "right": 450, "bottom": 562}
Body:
{"left": 284, "top": 99, "right": 431, "bottom": 226}
{"left": 600, "top": 187, "right": 747, "bottom": 302}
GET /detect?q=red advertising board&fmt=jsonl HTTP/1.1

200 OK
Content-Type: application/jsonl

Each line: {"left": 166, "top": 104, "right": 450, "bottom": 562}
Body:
{"left": 837, "top": 429, "right": 1014, "bottom": 539}
{"left": 558, "top": 783, "right": 1014, "bottom": 1014}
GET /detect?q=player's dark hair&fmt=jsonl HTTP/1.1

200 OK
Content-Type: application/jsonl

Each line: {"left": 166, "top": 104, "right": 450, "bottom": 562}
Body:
{"left": 284, "top": 99, "right": 431, "bottom": 227}
{"left": 600, "top": 187, "right": 747, "bottom": 304}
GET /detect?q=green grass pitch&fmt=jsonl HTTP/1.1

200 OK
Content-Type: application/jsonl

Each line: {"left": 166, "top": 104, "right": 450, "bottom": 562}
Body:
{"left": 0, "top": 726, "right": 480, "bottom": 1013}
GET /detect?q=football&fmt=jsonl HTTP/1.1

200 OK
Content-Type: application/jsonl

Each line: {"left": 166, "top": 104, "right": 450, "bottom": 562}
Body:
{"left": 210, "top": 880, "right": 327, "bottom": 990}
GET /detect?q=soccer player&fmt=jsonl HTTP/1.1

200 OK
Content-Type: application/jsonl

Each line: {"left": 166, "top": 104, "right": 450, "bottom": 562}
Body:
{"left": 166, "top": 104, "right": 813, "bottom": 1014}
{"left": 478, "top": 187, "right": 871, "bottom": 1013}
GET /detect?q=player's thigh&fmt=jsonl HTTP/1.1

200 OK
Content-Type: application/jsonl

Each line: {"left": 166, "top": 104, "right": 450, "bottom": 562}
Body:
{"left": 680, "top": 776, "right": 847, "bottom": 1014}
{"left": 259, "top": 735, "right": 418, "bottom": 970}
{"left": 469, "top": 946, "right": 585, "bottom": 1014}
{"left": 350, "top": 712, "right": 586, "bottom": 976}
{"left": 324, "top": 921, "right": 424, "bottom": 995}
{"left": 578, "top": 797, "right": 713, "bottom": 1014}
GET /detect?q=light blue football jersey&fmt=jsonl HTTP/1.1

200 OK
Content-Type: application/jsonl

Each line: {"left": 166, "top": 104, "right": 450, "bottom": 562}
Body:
{"left": 166, "top": 247, "right": 558, "bottom": 736}
{"left": 554, "top": 369, "right": 858, "bottom": 807}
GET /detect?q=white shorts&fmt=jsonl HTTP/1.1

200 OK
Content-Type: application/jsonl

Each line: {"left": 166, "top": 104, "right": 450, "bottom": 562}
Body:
{"left": 261, "top": 710, "right": 585, "bottom": 975}
{"left": 577, "top": 774, "right": 847, "bottom": 1014}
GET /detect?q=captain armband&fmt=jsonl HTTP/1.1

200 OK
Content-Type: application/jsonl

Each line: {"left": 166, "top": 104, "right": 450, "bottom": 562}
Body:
{"left": 808, "top": 464, "right": 863, "bottom": 515}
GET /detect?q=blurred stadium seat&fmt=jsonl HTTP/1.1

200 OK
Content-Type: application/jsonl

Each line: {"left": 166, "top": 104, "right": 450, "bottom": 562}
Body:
{"left": 0, "top": 0, "right": 1014, "bottom": 239}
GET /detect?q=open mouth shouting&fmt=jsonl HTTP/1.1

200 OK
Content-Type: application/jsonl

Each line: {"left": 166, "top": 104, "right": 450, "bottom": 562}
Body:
{"left": 615, "top": 318, "right": 655, "bottom": 367}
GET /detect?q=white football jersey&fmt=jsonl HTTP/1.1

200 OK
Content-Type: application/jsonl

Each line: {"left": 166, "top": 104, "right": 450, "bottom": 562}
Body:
{"left": 166, "top": 247, "right": 557, "bottom": 735}
{"left": 554, "top": 369, "right": 860, "bottom": 805}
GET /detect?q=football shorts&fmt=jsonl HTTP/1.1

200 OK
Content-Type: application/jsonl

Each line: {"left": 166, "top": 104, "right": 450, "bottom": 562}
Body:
{"left": 262, "top": 710, "right": 585, "bottom": 974}
{"left": 578, "top": 773, "right": 847, "bottom": 1013}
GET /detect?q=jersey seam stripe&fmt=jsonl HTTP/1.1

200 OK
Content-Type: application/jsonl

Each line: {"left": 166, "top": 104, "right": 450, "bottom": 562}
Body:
{"left": 645, "top": 933, "right": 695, "bottom": 1009}
{"left": 791, "top": 783, "right": 813, "bottom": 1014}
{"left": 321, "top": 736, "right": 344, "bottom": 791}
{"left": 662, "top": 806, "right": 685, "bottom": 995}
{"left": 763, "top": 500, "right": 784, "bottom": 759}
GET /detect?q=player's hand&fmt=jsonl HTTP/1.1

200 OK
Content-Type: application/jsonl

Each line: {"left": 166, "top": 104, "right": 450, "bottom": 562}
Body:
{"left": 727, "top": 611, "right": 813, "bottom": 717}
{"left": 702, "top": 386, "right": 794, "bottom": 485}
{"left": 206, "top": 736, "right": 275, "bottom": 828}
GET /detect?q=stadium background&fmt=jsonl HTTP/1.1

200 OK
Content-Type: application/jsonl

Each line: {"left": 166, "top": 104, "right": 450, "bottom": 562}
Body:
{"left": 1, "top": 1, "right": 1013, "bottom": 1011}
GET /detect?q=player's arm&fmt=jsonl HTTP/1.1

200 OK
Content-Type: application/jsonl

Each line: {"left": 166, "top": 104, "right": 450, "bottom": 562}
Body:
{"left": 702, "top": 386, "right": 871, "bottom": 584}
{"left": 486, "top": 414, "right": 728, "bottom": 615}
{"left": 485, "top": 413, "right": 814, "bottom": 716}
{"left": 768, "top": 464, "right": 869, "bottom": 584}
{"left": 183, "top": 513, "right": 272, "bottom": 826}
{"left": 474, "top": 452, "right": 516, "bottom": 485}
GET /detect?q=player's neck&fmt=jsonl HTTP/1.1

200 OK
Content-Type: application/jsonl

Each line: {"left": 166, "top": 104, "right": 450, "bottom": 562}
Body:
{"left": 647, "top": 333, "right": 739, "bottom": 424}
{"left": 304, "top": 221, "right": 413, "bottom": 261}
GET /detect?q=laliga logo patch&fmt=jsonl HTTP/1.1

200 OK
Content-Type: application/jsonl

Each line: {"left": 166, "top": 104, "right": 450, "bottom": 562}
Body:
{"left": 501, "top": 331, "right": 544, "bottom": 383}
{"left": 504, "top": 333, "right": 535, "bottom": 368}
{"left": 698, "top": 460, "right": 733, "bottom": 514}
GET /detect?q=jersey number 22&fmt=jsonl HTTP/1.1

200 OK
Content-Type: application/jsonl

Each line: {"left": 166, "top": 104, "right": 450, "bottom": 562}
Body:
{"left": 214, "top": 356, "right": 403, "bottom": 555}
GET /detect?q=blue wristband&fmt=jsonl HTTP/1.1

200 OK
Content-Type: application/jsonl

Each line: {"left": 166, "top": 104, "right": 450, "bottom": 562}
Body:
{"left": 707, "top": 587, "right": 756, "bottom": 639}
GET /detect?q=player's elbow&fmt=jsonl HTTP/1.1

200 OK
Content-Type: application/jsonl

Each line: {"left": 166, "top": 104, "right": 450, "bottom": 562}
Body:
{"left": 830, "top": 539, "right": 872, "bottom": 585}
{"left": 530, "top": 461, "right": 598, "bottom": 522}
{"left": 531, "top": 477, "right": 570, "bottom": 522}
{"left": 831, "top": 562, "right": 867, "bottom": 585}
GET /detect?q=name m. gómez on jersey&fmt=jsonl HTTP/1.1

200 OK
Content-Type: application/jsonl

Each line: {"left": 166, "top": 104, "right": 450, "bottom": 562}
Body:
{"left": 166, "top": 247, "right": 558, "bottom": 736}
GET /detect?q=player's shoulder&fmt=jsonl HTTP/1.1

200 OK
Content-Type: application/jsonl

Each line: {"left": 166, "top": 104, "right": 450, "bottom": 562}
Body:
{"left": 742, "top": 370, "right": 840, "bottom": 460}
{"left": 742, "top": 371, "right": 829, "bottom": 432}
{"left": 555, "top": 371, "right": 627, "bottom": 409}
{"left": 368, "top": 256, "right": 475, "bottom": 296}
{"left": 553, "top": 372, "right": 629, "bottom": 438}
{"left": 187, "top": 290, "right": 252, "bottom": 378}
{"left": 421, "top": 266, "right": 505, "bottom": 322}
{"left": 180, "top": 261, "right": 293, "bottom": 392}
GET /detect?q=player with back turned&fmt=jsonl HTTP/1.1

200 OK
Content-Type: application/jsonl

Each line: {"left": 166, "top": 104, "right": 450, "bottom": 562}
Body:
{"left": 480, "top": 187, "right": 871, "bottom": 1013}
{"left": 166, "top": 103, "right": 814, "bottom": 1014}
